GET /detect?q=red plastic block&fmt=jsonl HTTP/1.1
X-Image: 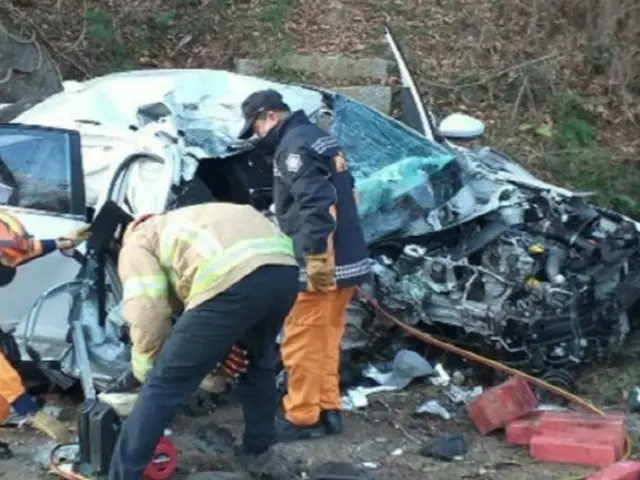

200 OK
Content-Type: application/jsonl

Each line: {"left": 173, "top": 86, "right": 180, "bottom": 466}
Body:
{"left": 587, "top": 461, "right": 640, "bottom": 480}
{"left": 530, "top": 434, "right": 618, "bottom": 467}
{"left": 505, "top": 413, "right": 540, "bottom": 445}
{"left": 467, "top": 376, "right": 538, "bottom": 435}
{"left": 534, "top": 412, "right": 626, "bottom": 457}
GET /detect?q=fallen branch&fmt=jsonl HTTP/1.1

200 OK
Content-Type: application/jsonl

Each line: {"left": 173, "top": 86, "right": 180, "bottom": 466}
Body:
{"left": 510, "top": 76, "right": 529, "bottom": 125}
{"left": 424, "top": 51, "right": 562, "bottom": 90}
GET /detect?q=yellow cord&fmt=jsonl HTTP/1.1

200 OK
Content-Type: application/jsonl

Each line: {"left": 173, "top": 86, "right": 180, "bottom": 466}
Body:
{"left": 356, "top": 287, "right": 632, "bottom": 480}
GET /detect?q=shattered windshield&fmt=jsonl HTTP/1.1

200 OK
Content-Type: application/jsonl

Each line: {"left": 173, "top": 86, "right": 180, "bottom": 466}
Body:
{"left": 0, "top": 125, "right": 75, "bottom": 213}
{"left": 329, "top": 95, "right": 462, "bottom": 243}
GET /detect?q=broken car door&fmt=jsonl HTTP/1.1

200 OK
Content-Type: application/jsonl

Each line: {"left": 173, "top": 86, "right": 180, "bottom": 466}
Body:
{"left": 0, "top": 123, "right": 87, "bottom": 347}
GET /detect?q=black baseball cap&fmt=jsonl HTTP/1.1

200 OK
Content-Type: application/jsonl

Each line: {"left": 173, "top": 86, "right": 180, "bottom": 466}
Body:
{"left": 238, "top": 89, "right": 290, "bottom": 139}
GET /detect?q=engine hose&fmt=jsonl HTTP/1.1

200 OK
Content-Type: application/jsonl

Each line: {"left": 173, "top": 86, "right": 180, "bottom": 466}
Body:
{"left": 355, "top": 286, "right": 632, "bottom": 480}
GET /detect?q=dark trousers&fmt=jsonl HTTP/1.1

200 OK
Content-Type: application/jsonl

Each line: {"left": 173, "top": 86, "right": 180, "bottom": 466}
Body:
{"left": 108, "top": 264, "right": 298, "bottom": 480}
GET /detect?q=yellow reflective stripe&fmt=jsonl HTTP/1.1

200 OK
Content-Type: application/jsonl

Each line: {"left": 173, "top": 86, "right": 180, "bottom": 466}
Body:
{"left": 159, "top": 223, "right": 222, "bottom": 267}
{"left": 131, "top": 351, "right": 155, "bottom": 379}
{"left": 123, "top": 275, "right": 168, "bottom": 300}
{"left": 189, "top": 235, "right": 294, "bottom": 299}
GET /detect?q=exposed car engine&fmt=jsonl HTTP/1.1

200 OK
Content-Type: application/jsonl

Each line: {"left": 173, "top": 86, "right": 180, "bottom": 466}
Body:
{"left": 366, "top": 186, "right": 640, "bottom": 373}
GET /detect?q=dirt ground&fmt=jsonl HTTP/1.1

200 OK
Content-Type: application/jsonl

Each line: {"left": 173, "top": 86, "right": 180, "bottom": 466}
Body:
{"left": 6, "top": 331, "right": 640, "bottom": 479}
{"left": 1, "top": 377, "right": 623, "bottom": 480}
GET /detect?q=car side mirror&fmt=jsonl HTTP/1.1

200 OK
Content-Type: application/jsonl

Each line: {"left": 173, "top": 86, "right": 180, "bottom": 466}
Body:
{"left": 438, "top": 113, "right": 485, "bottom": 140}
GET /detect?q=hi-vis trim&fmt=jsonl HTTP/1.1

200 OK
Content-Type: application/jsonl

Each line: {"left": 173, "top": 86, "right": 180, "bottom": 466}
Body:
{"left": 159, "top": 222, "right": 222, "bottom": 268}
{"left": 189, "top": 234, "right": 294, "bottom": 300}
{"left": 310, "top": 136, "right": 340, "bottom": 155}
{"left": 123, "top": 275, "right": 168, "bottom": 300}
{"left": 131, "top": 351, "right": 155, "bottom": 380}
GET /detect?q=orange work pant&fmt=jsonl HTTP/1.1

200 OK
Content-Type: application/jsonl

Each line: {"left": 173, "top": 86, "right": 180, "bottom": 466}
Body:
{"left": 0, "top": 352, "right": 26, "bottom": 422}
{"left": 280, "top": 287, "right": 355, "bottom": 426}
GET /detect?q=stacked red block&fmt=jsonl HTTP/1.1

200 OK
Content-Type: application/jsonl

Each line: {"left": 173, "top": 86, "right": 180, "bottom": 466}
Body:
{"left": 467, "top": 376, "right": 629, "bottom": 470}
{"left": 467, "top": 376, "right": 538, "bottom": 435}
{"left": 586, "top": 461, "right": 640, "bottom": 480}
{"left": 505, "top": 410, "right": 626, "bottom": 467}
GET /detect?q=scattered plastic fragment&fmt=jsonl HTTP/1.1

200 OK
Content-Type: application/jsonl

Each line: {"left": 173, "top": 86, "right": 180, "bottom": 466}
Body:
{"left": 363, "top": 349, "right": 433, "bottom": 389}
{"left": 429, "top": 363, "right": 451, "bottom": 387}
{"left": 391, "top": 448, "right": 403, "bottom": 456}
{"left": 419, "top": 434, "right": 467, "bottom": 461}
{"left": 451, "top": 370, "right": 465, "bottom": 386}
{"left": 535, "top": 403, "right": 568, "bottom": 412}
{"left": 445, "top": 385, "right": 483, "bottom": 404}
{"left": 341, "top": 349, "right": 432, "bottom": 410}
{"left": 416, "top": 400, "right": 452, "bottom": 420}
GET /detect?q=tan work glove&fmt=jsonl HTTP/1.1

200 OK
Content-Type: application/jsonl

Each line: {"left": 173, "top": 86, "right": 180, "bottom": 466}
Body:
{"left": 57, "top": 225, "right": 91, "bottom": 251}
{"left": 28, "top": 410, "right": 71, "bottom": 443}
{"left": 64, "top": 224, "right": 91, "bottom": 247}
{"left": 305, "top": 253, "right": 334, "bottom": 292}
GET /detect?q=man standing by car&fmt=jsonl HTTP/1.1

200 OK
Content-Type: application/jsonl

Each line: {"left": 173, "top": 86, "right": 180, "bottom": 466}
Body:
{"left": 237, "top": 89, "right": 371, "bottom": 442}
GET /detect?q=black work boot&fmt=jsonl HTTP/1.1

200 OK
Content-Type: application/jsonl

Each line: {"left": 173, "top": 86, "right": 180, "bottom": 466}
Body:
{"left": 275, "top": 417, "right": 326, "bottom": 443}
{"left": 320, "top": 410, "right": 343, "bottom": 435}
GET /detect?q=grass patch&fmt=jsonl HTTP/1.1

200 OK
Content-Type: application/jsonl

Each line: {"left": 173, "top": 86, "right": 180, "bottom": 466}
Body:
{"left": 261, "top": 0, "right": 294, "bottom": 34}
{"left": 508, "top": 91, "right": 640, "bottom": 218}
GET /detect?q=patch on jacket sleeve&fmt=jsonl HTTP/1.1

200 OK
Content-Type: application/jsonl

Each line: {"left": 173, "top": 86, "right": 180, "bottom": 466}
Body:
{"left": 285, "top": 153, "right": 302, "bottom": 173}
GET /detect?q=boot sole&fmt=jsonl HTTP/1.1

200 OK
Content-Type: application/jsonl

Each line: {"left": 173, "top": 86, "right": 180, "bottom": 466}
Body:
{"left": 277, "top": 428, "right": 327, "bottom": 443}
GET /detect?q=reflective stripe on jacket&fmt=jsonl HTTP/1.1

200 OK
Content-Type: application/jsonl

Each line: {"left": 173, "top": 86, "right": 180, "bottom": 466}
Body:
{"left": 118, "top": 202, "right": 298, "bottom": 379}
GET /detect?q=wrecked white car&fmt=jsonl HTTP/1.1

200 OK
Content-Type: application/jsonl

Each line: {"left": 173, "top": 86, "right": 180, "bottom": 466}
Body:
{"left": 1, "top": 29, "right": 639, "bottom": 403}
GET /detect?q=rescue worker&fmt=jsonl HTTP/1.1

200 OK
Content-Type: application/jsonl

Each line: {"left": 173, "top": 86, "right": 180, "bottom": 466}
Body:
{"left": 0, "top": 209, "right": 90, "bottom": 442}
{"left": 108, "top": 202, "right": 299, "bottom": 480}
{"left": 237, "top": 90, "right": 372, "bottom": 442}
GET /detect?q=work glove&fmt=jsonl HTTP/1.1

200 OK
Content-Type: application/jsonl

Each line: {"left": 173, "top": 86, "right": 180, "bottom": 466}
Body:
{"left": 305, "top": 253, "right": 334, "bottom": 292}
{"left": 27, "top": 410, "right": 71, "bottom": 443}
{"left": 219, "top": 344, "right": 249, "bottom": 378}
{"left": 58, "top": 224, "right": 91, "bottom": 250}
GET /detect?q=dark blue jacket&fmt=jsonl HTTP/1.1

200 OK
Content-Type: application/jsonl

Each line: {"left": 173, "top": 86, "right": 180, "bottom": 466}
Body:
{"left": 270, "top": 110, "right": 371, "bottom": 291}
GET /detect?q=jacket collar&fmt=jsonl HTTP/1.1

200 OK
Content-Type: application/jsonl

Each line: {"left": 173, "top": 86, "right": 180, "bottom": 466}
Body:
{"left": 266, "top": 110, "right": 310, "bottom": 144}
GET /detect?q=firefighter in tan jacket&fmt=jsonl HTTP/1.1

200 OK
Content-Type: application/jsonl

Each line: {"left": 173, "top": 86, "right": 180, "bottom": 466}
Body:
{"left": 108, "top": 202, "right": 299, "bottom": 480}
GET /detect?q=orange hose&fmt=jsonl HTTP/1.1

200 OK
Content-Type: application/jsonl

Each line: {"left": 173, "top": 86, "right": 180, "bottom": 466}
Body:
{"left": 49, "top": 443, "right": 90, "bottom": 480}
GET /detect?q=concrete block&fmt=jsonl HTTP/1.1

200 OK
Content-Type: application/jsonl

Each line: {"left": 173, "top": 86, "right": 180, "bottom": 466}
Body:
{"left": 466, "top": 376, "right": 538, "bottom": 435}
{"left": 587, "top": 461, "right": 640, "bottom": 480}
{"left": 505, "top": 413, "right": 540, "bottom": 445}
{"left": 534, "top": 412, "right": 626, "bottom": 458}
{"left": 530, "top": 434, "right": 618, "bottom": 467}
{"left": 234, "top": 54, "right": 391, "bottom": 82}
{"left": 332, "top": 85, "right": 392, "bottom": 114}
